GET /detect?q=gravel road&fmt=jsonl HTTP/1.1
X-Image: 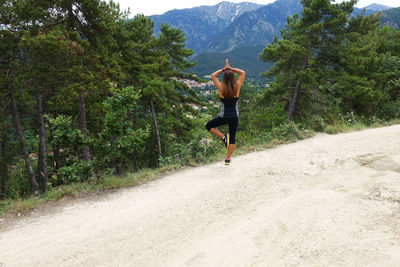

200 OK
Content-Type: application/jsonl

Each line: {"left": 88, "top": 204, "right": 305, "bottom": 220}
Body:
{"left": 1, "top": 125, "right": 400, "bottom": 266}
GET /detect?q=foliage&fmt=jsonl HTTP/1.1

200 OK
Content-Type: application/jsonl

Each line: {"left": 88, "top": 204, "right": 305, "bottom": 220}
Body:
{"left": 159, "top": 130, "right": 220, "bottom": 166}
{"left": 47, "top": 115, "right": 86, "bottom": 151}
{"left": 58, "top": 161, "right": 93, "bottom": 184}
{"left": 96, "top": 86, "right": 149, "bottom": 174}
{"left": 259, "top": 0, "right": 357, "bottom": 122}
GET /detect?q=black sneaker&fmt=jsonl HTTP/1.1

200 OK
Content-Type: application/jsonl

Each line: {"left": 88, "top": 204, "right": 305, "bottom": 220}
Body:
{"left": 222, "top": 134, "right": 228, "bottom": 148}
{"left": 224, "top": 158, "right": 231, "bottom": 165}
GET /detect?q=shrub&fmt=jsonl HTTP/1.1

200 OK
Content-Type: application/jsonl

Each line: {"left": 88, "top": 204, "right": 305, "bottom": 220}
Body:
{"left": 6, "top": 161, "right": 34, "bottom": 199}
{"left": 58, "top": 160, "right": 93, "bottom": 184}
{"left": 271, "top": 122, "right": 305, "bottom": 141}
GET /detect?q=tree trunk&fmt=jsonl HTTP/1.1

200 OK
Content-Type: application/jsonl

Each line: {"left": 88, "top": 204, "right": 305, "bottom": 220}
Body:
{"left": 49, "top": 127, "right": 62, "bottom": 185}
{"left": 78, "top": 93, "right": 91, "bottom": 162}
{"left": 36, "top": 89, "right": 48, "bottom": 192}
{"left": 287, "top": 41, "right": 311, "bottom": 123}
{"left": 132, "top": 147, "right": 138, "bottom": 171}
{"left": 288, "top": 67, "right": 294, "bottom": 108}
{"left": 0, "top": 125, "right": 8, "bottom": 199}
{"left": 114, "top": 161, "right": 123, "bottom": 176}
{"left": 150, "top": 99, "right": 162, "bottom": 160}
{"left": 287, "top": 80, "right": 302, "bottom": 122}
{"left": 131, "top": 110, "right": 138, "bottom": 171}
{"left": 110, "top": 136, "right": 123, "bottom": 176}
{"left": 10, "top": 89, "right": 39, "bottom": 194}
{"left": 53, "top": 145, "right": 62, "bottom": 185}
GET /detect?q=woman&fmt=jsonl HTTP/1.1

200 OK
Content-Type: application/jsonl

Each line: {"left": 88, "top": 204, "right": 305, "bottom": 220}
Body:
{"left": 205, "top": 59, "right": 245, "bottom": 165}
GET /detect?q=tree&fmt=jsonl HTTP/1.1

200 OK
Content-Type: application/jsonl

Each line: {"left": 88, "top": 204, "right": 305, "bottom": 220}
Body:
{"left": 1, "top": 0, "right": 40, "bottom": 194}
{"left": 54, "top": 0, "right": 126, "bottom": 162}
{"left": 337, "top": 14, "right": 384, "bottom": 115}
{"left": 138, "top": 23, "right": 202, "bottom": 163}
{"left": 118, "top": 16, "right": 203, "bottom": 166}
{"left": 97, "top": 87, "right": 149, "bottom": 175}
{"left": 260, "top": 0, "right": 356, "bottom": 122}
{"left": 337, "top": 15, "right": 400, "bottom": 117}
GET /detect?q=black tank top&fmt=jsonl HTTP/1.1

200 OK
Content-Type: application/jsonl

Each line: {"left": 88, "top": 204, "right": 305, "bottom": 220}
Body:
{"left": 218, "top": 97, "right": 239, "bottom": 118}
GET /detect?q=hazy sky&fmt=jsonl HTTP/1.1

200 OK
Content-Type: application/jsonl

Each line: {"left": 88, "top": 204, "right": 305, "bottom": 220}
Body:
{"left": 115, "top": 0, "right": 400, "bottom": 17}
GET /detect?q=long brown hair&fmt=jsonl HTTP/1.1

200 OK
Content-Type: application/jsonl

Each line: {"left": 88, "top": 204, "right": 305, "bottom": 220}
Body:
{"left": 222, "top": 70, "right": 237, "bottom": 98}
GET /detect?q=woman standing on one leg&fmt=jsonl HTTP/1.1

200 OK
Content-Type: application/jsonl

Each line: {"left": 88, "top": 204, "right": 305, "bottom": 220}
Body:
{"left": 205, "top": 59, "right": 245, "bottom": 165}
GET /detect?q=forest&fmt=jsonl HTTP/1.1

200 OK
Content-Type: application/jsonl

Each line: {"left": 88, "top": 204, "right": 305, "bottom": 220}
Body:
{"left": 1, "top": 0, "right": 400, "bottom": 201}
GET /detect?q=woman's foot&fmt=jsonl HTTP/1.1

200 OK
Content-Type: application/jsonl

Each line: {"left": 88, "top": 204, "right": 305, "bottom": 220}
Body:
{"left": 222, "top": 134, "right": 229, "bottom": 149}
{"left": 224, "top": 158, "right": 231, "bottom": 165}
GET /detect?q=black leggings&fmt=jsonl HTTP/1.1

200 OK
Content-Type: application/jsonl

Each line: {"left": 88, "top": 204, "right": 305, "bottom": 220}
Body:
{"left": 205, "top": 117, "right": 238, "bottom": 144}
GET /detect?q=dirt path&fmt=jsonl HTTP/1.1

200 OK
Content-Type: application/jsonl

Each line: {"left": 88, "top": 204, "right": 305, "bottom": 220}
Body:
{"left": 1, "top": 125, "right": 400, "bottom": 266}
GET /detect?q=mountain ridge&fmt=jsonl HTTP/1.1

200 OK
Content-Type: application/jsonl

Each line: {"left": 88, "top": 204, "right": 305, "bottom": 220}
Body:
{"left": 364, "top": 3, "right": 392, "bottom": 12}
{"left": 148, "top": 1, "right": 400, "bottom": 79}
{"left": 149, "top": 0, "right": 394, "bottom": 54}
{"left": 206, "top": 0, "right": 302, "bottom": 52}
{"left": 150, "top": 1, "right": 263, "bottom": 53}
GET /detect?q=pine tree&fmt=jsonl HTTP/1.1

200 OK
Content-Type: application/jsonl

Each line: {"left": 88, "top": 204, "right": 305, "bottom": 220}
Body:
{"left": 1, "top": 0, "right": 41, "bottom": 194}
{"left": 260, "top": 0, "right": 356, "bottom": 122}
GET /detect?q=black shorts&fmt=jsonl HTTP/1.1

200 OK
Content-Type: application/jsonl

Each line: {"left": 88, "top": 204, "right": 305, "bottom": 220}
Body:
{"left": 205, "top": 117, "right": 238, "bottom": 144}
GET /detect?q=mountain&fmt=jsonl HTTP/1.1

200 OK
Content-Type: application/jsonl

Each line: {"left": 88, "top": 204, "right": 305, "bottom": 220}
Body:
{"left": 206, "top": 0, "right": 302, "bottom": 52}
{"left": 150, "top": 0, "right": 303, "bottom": 54}
{"left": 150, "top": 1, "right": 397, "bottom": 55}
{"left": 364, "top": 3, "right": 392, "bottom": 12}
{"left": 189, "top": 2, "right": 393, "bottom": 79}
{"left": 150, "top": 2, "right": 263, "bottom": 54}
{"left": 381, "top": 7, "right": 400, "bottom": 29}
{"left": 189, "top": 46, "right": 272, "bottom": 79}
{"left": 149, "top": 1, "right": 400, "bottom": 79}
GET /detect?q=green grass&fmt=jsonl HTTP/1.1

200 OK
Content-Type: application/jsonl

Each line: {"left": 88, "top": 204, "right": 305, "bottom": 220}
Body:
{"left": 324, "top": 118, "right": 400, "bottom": 134}
{"left": 0, "top": 164, "right": 182, "bottom": 216}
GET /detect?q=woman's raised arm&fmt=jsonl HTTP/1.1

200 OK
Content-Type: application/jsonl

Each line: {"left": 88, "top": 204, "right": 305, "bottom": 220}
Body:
{"left": 211, "top": 68, "right": 224, "bottom": 96}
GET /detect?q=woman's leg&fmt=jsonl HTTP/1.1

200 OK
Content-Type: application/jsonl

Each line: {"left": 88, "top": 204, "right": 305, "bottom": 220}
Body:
{"left": 226, "top": 144, "right": 236, "bottom": 159}
{"left": 205, "top": 117, "right": 227, "bottom": 140}
{"left": 226, "top": 118, "right": 238, "bottom": 159}
{"left": 209, "top": 128, "right": 224, "bottom": 139}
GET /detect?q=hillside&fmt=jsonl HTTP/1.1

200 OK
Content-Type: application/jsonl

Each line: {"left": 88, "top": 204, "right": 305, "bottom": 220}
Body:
{"left": 150, "top": 2, "right": 263, "bottom": 54}
{"left": 381, "top": 7, "right": 400, "bottom": 29}
{"left": 189, "top": 46, "right": 272, "bottom": 79}
{"left": 206, "top": 0, "right": 302, "bottom": 52}
{"left": 364, "top": 3, "right": 392, "bottom": 12}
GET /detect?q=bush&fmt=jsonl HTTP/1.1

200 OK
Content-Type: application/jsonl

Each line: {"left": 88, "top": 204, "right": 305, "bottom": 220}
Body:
{"left": 271, "top": 122, "right": 305, "bottom": 141}
{"left": 377, "top": 99, "right": 400, "bottom": 120}
{"left": 6, "top": 161, "right": 34, "bottom": 199}
{"left": 58, "top": 160, "right": 93, "bottom": 184}
{"left": 160, "top": 131, "right": 220, "bottom": 166}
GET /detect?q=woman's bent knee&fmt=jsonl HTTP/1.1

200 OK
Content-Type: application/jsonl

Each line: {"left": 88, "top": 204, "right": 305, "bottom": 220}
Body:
{"left": 205, "top": 122, "right": 212, "bottom": 131}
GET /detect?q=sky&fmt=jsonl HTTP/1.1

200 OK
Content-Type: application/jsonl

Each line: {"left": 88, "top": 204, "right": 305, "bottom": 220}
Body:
{"left": 114, "top": 0, "right": 400, "bottom": 17}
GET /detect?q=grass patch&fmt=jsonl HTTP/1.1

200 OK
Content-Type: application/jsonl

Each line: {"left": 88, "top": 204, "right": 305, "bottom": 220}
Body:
{"left": 0, "top": 165, "right": 184, "bottom": 216}
{"left": 324, "top": 121, "right": 367, "bottom": 134}
{"left": 11, "top": 198, "right": 40, "bottom": 214}
{"left": 0, "top": 183, "right": 101, "bottom": 216}
{"left": 324, "top": 118, "right": 400, "bottom": 135}
{"left": 0, "top": 200, "right": 12, "bottom": 216}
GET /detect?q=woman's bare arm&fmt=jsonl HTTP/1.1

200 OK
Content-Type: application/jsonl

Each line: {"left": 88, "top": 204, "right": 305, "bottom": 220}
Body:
{"left": 211, "top": 68, "right": 224, "bottom": 97}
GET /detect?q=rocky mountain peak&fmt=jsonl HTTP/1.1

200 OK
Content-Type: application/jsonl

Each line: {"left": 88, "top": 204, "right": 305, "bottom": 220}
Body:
{"left": 363, "top": 3, "right": 393, "bottom": 12}
{"left": 209, "top": 1, "right": 263, "bottom": 22}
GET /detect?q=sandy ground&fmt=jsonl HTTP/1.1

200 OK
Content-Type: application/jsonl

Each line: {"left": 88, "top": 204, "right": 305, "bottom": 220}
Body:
{"left": 1, "top": 125, "right": 400, "bottom": 266}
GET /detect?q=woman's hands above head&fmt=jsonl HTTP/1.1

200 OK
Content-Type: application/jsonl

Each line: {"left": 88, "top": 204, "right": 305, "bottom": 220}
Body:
{"left": 224, "top": 59, "right": 230, "bottom": 69}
